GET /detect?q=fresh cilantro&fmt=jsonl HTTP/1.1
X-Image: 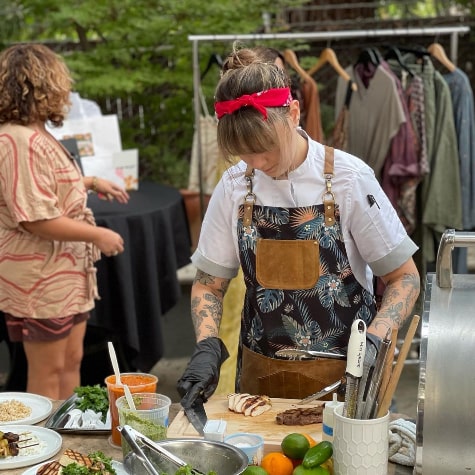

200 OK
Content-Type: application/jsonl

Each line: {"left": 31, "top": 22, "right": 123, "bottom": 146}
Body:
{"left": 73, "top": 385, "right": 109, "bottom": 422}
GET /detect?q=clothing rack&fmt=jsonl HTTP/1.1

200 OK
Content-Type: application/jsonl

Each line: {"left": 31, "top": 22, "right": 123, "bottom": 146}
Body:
{"left": 188, "top": 25, "right": 470, "bottom": 211}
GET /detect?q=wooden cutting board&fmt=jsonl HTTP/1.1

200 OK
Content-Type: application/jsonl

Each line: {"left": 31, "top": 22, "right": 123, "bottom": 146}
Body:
{"left": 167, "top": 395, "right": 325, "bottom": 453}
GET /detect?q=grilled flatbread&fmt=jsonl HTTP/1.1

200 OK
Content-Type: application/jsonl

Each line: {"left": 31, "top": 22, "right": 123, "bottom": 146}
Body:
{"left": 59, "top": 448, "right": 92, "bottom": 467}
{"left": 36, "top": 461, "right": 63, "bottom": 475}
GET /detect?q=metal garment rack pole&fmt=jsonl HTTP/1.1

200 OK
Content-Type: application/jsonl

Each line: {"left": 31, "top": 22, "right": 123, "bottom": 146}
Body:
{"left": 189, "top": 25, "right": 470, "bottom": 214}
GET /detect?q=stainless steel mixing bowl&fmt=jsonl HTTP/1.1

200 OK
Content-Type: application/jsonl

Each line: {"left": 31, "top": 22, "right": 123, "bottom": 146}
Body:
{"left": 123, "top": 438, "right": 249, "bottom": 475}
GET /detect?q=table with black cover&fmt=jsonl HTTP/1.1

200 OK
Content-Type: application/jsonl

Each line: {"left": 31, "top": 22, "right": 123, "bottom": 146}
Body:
{"left": 1, "top": 181, "right": 192, "bottom": 389}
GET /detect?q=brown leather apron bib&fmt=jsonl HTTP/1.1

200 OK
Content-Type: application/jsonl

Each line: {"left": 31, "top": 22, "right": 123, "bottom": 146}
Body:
{"left": 240, "top": 345, "right": 345, "bottom": 400}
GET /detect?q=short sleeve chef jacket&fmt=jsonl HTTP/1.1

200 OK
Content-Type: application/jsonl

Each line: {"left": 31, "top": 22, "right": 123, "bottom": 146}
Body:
{"left": 192, "top": 130, "right": 418, "bottom": 293}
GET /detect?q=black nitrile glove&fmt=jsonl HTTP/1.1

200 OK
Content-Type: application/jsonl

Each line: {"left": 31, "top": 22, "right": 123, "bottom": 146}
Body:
{"left": 177, "top": 337, "right": 229, "bottom": 408}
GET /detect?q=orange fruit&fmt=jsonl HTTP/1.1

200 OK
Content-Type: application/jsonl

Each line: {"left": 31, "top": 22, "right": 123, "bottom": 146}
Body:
{"left": 281, "top": 433, "right": 310, "bottom": 460}
{"left": 261, "top": 452, "right": 294, "bottom": 475}
{"left": 300, "top": 433, "right": 317, "bottom": 448}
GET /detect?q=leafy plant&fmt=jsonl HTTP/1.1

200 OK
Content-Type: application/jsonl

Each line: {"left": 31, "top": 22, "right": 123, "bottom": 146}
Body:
{"left": 2, "top": 0, "right": 305, "bottom": 187}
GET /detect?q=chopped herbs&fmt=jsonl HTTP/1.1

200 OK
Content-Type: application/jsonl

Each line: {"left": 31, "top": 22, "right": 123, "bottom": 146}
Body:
{"left": 73, "top": 385, "right": 109, "bottom": 423}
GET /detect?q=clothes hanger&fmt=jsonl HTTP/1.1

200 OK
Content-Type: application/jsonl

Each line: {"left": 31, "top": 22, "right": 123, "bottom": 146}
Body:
{"left": 371, "top": 47, "right": 383, "bottom": 65}
{"left": 283, "top": 49, "right": 315, "bottom": 84}
{"left": 307, "top": 48, "right": 357, "bottom": 91}
{"left": 427, "top": 42, "right": 456, "bottom": 72}
{"left": 384, "top": 46, "right": 415, "bottom": 77}
{"left": 355, "top": 47, "right": 379, "bottom": 66}
{"left": 200, "top": 53, "right": 224, "bottom": 80}
{"left": 396, "top": 45, "right": 431, "bottom": 59}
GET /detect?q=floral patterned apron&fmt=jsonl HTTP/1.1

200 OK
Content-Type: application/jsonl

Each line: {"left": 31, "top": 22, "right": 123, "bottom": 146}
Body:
{"left": 236, "top": 146, "right": 377, "bottom": 398}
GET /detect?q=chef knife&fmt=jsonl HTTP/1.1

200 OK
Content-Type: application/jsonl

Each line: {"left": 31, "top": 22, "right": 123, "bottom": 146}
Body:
{"left": 342, "top": 319, "right": 366, "bottom": 419}
{"left": 298, "top": 377, "right": 344, "bottom": 404}
{"left": 182, "top": 396, "right": 207, "bottom": 435}
{"left": 275, "top": 349, "right": 346, "bottom": 360}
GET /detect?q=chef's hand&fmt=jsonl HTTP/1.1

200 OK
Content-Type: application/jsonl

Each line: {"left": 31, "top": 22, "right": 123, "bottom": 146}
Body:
{"left": 177, "top": 337, "right": 229, "bottom": 408}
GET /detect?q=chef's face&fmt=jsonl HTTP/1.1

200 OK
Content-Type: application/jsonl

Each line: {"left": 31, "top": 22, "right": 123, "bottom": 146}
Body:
{"left": 240, "top": 147, "right": 283, "bottom": 178}
{"left": 239, "top": 100, "right": 301, "bottom": 178}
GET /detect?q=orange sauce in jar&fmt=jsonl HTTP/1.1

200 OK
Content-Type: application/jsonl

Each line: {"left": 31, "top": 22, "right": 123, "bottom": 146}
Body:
{"left": 105, "top": 372, "right": 158, "bottom": 446}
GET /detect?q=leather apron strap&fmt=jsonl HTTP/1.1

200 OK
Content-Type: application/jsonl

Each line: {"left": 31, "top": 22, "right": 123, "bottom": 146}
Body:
{"left": 240, "top": 345, "right": 346, "bottom": 400}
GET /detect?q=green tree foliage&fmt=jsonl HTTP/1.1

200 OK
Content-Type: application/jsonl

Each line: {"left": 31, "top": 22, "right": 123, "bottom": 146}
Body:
{"left": 1, "top": 0, "right": 303, "bottom": 187}
{"left": 2, "top": 0, "right": 469, "bottom": 186}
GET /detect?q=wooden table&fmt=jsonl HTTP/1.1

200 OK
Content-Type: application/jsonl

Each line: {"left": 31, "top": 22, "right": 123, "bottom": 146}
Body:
{"left": 9, "top": 400, "right": 411, "bottom": 474}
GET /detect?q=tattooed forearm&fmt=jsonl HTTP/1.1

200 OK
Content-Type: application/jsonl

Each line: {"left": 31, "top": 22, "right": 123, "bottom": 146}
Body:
{"left": 191, "top": 270, "right": 231, "bottom": 341}
{"left": 191, "top": 293, "right": 223, "bottom": 339}
{"left": 373, "top": 271, "right": 420, "bottom": 334}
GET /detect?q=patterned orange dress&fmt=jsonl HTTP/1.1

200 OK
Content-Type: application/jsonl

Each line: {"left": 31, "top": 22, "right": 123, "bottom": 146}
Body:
{"left": 0, "top": 124, "right": 100, "bottom": 319}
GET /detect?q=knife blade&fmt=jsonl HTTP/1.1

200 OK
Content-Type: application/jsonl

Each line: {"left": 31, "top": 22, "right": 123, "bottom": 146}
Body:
{"left": 298, "top": 378, "right": 343, "bottom": 404}
{"left": 275, "top": 349, "right": 346, "bottom": 360}
{"left": 342, "top": 319, "right": 366, "bottom": 419}
{"left": 183, "top": 397, "right": 207, "bottom": 435}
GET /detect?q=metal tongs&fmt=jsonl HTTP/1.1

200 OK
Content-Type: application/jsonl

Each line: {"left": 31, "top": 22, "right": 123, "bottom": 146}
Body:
{"left": 275, "top": 348, "right": 346, "bottom": 360}
{"left": 119, "top": 425, "right": 205, "bottom": 475}
{"left": 119, "top": 425, "right": 159, "bottom": 475}
{"left": 298, "top": 377, "right": 346, "bottom": 404}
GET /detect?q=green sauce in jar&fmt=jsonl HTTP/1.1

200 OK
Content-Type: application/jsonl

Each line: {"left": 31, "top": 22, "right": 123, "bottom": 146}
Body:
{"left": 123, "top": 411, "right": 167, "bottom": 440}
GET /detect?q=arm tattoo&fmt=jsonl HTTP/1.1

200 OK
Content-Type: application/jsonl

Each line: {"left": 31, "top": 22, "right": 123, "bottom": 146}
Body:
{"left": 191, "top": 270, "right": 231, "bottom": 340}
{"left": 374, "top": 271, "right": 420, "bottom": 332}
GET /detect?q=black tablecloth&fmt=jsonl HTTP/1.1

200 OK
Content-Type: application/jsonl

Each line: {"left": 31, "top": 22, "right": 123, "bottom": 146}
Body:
{"left": 87, "top": 181, "right": 191, "bottom": 372}
{"left": 1, "top": 181, "right": 192, "bottom": 389}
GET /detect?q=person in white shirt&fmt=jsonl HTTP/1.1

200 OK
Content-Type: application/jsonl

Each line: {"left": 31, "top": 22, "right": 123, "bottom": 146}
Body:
{"left": 177, "top": 49, "right": 420, "bottom": 406}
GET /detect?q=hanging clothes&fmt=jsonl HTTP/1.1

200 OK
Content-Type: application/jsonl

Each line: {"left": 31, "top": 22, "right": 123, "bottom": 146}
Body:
{"left": 379, "top": 60, "right": 420, "bottom": 235}
{"left": 335, "top": 62, "right": 407, "bottom": 181}
{"left": 391, "top": 54, "right": 462, "bottom": 276}
{"left": 331, "top": 79, "right": 354, "bottom": 150}
{"left": 300, "top": 78, "right": 324, "bottom": 143}
{"left": 393, "top": 73, "right": 428, "bottom": 234}
{"left": 283, "top": 49, "right": 324, "bottom": 143}
{"left": 443, "top": 68, "right": 475, "bottom": 231}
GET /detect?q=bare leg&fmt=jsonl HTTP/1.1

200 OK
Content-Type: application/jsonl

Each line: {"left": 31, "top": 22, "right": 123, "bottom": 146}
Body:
{"left": 23, "top": 320, "right": 86, "bottom": 399}
{"left": 59, "top": 320, "right": 87, "bottom": 399}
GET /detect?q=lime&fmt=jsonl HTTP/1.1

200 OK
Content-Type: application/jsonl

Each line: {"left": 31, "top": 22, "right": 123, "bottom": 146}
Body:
{"left": 292, "top": 465, "right": 330, "bottom": 475}
{"left": 242, "top": 466, "right": 269, "bottom": 475}
{"left": 281, "top": 433, "right": 311, "bottom": 460}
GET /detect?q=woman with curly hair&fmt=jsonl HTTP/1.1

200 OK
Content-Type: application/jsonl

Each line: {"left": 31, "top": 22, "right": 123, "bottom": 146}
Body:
{"left": 0, "top": 43, "right": 129, "bottom": 399}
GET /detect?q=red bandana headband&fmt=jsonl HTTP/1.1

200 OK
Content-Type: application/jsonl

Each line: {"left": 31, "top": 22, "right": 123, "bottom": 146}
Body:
{"left": 214, "top": 87, "right": 292, "bottom": 120}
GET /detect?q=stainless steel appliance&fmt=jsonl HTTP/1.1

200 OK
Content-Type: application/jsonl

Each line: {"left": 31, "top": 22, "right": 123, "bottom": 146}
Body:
{"left": 416, "top": 229, "right": 475, "bottom": 474}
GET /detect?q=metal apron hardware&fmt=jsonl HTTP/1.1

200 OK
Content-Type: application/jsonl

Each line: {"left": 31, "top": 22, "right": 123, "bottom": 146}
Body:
{"left": 240, "top": 345, "right": 346, "bottom": 400}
